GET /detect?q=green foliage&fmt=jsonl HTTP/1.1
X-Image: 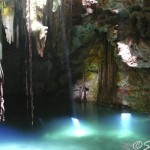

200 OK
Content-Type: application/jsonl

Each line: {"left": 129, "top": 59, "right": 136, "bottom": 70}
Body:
{"left": 98, "top": 0, "right": 123, "bottom": 9}
{"left": 84, "top": 42, "right": 103, "bottom": 73}
{"left": 72, "top": 23, "right": 96, "bottom": 50}
{"left": 117, "top": 63, "right": 150, "bottom": 112}
{"left": 0, "top": 2, "right": 14, "bottom": 17}
{"left": 87, "top": 73, "right": 98, "bottom": 101}
{"left": 83, "top": 43, "right": 104, "bottom": 101}
{"left": 130, "top": 92, "right": 150, "bottom": 112}
{"left": 0, "top": 2, "right": 4, "bottom": 11}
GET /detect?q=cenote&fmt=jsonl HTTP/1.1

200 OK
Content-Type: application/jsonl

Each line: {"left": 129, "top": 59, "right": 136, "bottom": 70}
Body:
{"left": 0, "top": 0, "right": 150, "bottom": 150}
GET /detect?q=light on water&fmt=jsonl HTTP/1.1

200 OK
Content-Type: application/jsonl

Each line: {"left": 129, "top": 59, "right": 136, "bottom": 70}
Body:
{"left": 0, "top": 108, "right": 150, "bottom": 150}
{"left": 121, "top": 113, "right": 132, "bottom": 129}
{"left": 73, "top": 128, "right": 86, "bottom": 137}
{"left": 0, "top": 144, "right": 41, "bottom": 150}
{"left": 71, "top": 117, "right": 95, "bottom": 137}
{"left": 71, "top": 117, "right": 87, "bottom": 136}
{"left": 71, "top": 117, "right": 80, "bottom": 127}
{"left": 121, "top": 113, "right": 132, "bottom": 120}
{"left": 44, "top": 118, "right": 95, "bottom": 139}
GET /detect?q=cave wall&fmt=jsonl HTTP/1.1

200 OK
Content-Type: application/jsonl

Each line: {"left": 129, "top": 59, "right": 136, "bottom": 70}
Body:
{"left": 114, "top": 2, "right": 150, "bottom": 111}
{"left": 1, "top": 0, "right": 78, "bottom": 121}
{"left": 117, "top": 63, "right": 150, "bottom": 111}
{"left": 71, "top": 0, "right": 150, "bottom": 111}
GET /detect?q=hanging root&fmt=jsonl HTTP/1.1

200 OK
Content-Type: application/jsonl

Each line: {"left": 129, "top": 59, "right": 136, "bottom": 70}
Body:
{"left": 0, "top": 110, "right": 5, "bottom": 122}
{"left": 0, "top": 64, "right": 4, "bottom": 122}
{"left": 0, "top": 98, "right": 5, "bottom": 122}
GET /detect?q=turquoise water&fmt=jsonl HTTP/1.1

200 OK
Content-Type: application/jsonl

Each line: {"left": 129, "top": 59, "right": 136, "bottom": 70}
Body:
{"left": 0, "top": 103, "right": 150, "bottom": 150}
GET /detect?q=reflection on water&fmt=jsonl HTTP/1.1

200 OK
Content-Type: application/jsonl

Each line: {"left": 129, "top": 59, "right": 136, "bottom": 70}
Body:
{"left": 0, "top": 103, "right": 150, "bottom": 150}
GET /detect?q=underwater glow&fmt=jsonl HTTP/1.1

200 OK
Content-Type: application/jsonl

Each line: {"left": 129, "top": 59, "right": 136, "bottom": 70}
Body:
{"left": 121, "top": 113, "right": 131, "bottom": 120}
{"left": 70, "top": 118, "right": 94, "bottom": 137}
{"left": 71, "top": 117, "right": 80, "bottom": 127}
{"left": 72, "top": 128, "right": 86, "bottom": 137}
{"left": 51, "top": 124, "right": 94, "bottom": 138}
{"left": 0, "top": 144, "right": 45, "bottom": 150}
{"left": 117, "top": 130, "right": 133, "bottom": 138}
{"left": 44, "top": 118, "right": 96, "bottom": 140}
{"left": 108, "top": 129, "right": 133, "bottom": 139}
{"left": 0, "top": 112, "right": 149, "bottom": 150}
{"left": 121, "top": 113, "right": 132, "bottom": 129}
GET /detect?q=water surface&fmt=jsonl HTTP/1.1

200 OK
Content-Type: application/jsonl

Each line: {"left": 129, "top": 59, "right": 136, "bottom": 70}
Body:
{"left": 0, "top": 103, "right": 150, "bottom": 150}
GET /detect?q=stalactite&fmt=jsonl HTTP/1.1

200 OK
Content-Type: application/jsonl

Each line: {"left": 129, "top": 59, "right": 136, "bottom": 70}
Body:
{"left": 0, "top": 10, "right": 4, "bottom": 122}
{"left": 26, "top": 0, "right": 34, "bottom": 126}
{"left": 23, "top": 20, "right": 30, "bottom": 120}
{"left": 2, "top": 3, "right": 14, "bottom": 44}
{"left": 16, "top": 24, "right": 19, "bottom": 48}
{"left": 52, "top": 0, "right": 61, "bottom": 12}
{"left": 26, "top": 0, "right": 48, "bottom": 57}
{"left": 0, "top": 8, "right": 2, "bottom": 60}
{"left": 47, "top": 0, "right": 53, "bottom": 32}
